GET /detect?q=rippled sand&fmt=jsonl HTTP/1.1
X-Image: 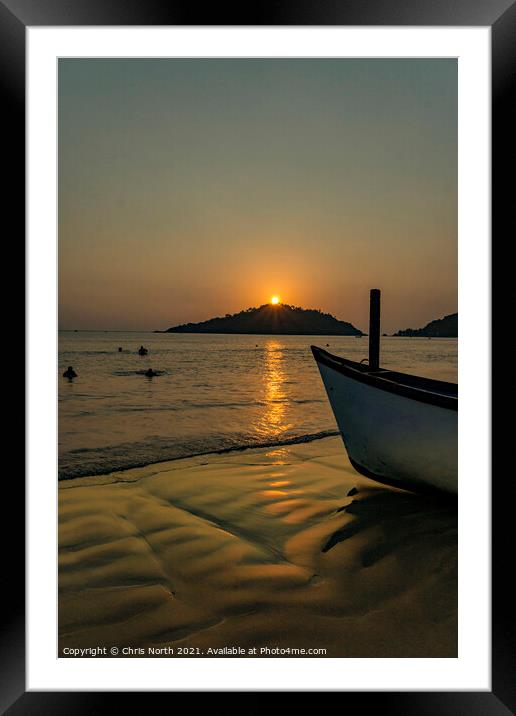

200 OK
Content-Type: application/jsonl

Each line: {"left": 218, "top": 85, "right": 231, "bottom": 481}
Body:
{"left": 59, "top": 437, "right": 457, "bottom": 657}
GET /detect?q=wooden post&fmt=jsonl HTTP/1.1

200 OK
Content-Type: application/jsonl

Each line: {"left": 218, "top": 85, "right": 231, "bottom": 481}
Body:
{"left": 369, "top": 289, "right": 381, "bottom": 370}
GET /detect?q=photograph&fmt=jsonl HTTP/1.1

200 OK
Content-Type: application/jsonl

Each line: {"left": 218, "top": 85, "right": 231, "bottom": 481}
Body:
{"left": 57, "top": 57, "right": 459, "bottom": 659}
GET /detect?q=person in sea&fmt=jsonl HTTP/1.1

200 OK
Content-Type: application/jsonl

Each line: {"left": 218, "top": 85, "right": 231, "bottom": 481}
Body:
{"left": 138, "top": 346, "right": 148, "bottom": 356}
{"left": 63, "top": 366, "right": 77, "bottom": 379}
{"left": 145, "top": 368, "right": 158, "bottom": 378}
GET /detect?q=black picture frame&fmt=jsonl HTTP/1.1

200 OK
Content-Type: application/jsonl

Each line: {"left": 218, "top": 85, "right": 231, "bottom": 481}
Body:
{"left": 4, "top": 0, "right": 514, "bottom": 712}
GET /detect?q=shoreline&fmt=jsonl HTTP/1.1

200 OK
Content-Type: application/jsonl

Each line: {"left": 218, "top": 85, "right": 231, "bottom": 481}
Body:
{"left": 59, "top": 436, "right": 457, "bottom": 657}
{"left": 58, "top": 429, "right": 341, "bottom": 483}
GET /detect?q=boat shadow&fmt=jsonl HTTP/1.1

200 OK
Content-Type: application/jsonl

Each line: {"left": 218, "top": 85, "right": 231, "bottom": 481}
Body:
{"left": 323, "top": 489, "right": 457, "bottom": 569}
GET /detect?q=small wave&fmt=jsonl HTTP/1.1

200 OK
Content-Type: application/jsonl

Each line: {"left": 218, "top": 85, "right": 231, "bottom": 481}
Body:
{"left": 112, "top": 370, "right": 168, "bottom": 377}
{"left": 114, "top": 405, "right": 180, "bottom": 413}
{"left": 292, "top": 399, "right": 324, "bottom": 405}
{"left": 58, "top": 429, "right": 340, "bottom": 481}
{"left": 60, "top": 350, "right": 114, "bottom": 356}
{"left": 112, "top": 400, "right": 257, "bottom": 412}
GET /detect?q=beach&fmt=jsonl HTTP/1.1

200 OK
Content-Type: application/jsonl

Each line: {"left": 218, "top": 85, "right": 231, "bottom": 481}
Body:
{"left": 59, "top": 435, "right": 457, "bottom": 658}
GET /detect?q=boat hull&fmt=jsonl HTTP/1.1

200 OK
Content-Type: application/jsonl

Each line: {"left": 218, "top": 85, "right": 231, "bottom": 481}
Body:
{"left": 313, "top": 349, "right": 457, "bottom": 494}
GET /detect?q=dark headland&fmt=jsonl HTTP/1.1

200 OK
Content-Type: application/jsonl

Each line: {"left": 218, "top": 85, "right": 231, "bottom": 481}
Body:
{"left": 161, "top": 304, "right": 363, "bottom": 336}
{"left": 393, "top": 312, "right": 458, "bottom": 338}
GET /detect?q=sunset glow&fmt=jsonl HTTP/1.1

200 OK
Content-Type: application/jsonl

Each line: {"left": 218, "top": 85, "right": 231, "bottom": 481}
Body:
{"left": 58, "top": 59, "right": 457, "bottom": 333}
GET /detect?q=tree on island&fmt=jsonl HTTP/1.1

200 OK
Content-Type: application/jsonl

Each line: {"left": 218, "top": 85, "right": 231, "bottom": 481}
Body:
{"left": 161, "top": 303, "right": 363, "bottom": 336}
{"left": 393, "top": 313, "right": 458, "bottom": 338}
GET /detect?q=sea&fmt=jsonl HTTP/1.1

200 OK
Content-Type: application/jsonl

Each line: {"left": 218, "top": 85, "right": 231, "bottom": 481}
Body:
{"left": 58, "top": 332, "right": 457, "bottom": 480}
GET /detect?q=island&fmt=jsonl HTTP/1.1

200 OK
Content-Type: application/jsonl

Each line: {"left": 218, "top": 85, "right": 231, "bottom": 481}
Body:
{"left": 161, "top": 304, "right": 363, "bottom": 336}
{"left": 393, "top": 312, "right": 458, "bottom": 338}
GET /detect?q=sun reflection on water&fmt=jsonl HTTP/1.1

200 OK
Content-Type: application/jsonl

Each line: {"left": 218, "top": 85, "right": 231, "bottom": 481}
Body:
{"left": 265, "top": 448, "right": 289, "bottom": 466}
{"left": 254, "top": 340, "right": 293, "bottom": 442}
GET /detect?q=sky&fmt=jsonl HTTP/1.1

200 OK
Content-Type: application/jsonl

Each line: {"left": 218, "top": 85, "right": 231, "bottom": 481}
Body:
{"left": 58, "top": 58, "right": 457, "bottom": 334}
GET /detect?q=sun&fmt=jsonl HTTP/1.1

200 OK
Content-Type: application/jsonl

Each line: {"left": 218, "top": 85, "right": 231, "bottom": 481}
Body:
{"left": 270, "top": 296, "right": 280, "bottom": 305}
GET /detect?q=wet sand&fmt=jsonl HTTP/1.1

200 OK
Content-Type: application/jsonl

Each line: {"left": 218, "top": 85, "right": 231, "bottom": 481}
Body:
{"left": 59, "top": 436, "right": 457, "bottom": 657}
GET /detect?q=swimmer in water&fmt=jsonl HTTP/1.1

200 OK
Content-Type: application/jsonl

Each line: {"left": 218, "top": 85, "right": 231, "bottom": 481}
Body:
{"left": 145, "top": 368, "right": 158, "bottom": 378}
{"left": 63, "top": 366, "right": 77, "bottom": 379}
{"left": 138, "top": 345, "right": 148, "bottom": 356}
{"left": 118, "top": 347, "right": 123, "bottom": 352}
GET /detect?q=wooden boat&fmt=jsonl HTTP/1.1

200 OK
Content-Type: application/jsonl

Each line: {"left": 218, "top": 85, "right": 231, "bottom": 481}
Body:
{"left": 311, "top": 290, "right": 457, "bottom": 494}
